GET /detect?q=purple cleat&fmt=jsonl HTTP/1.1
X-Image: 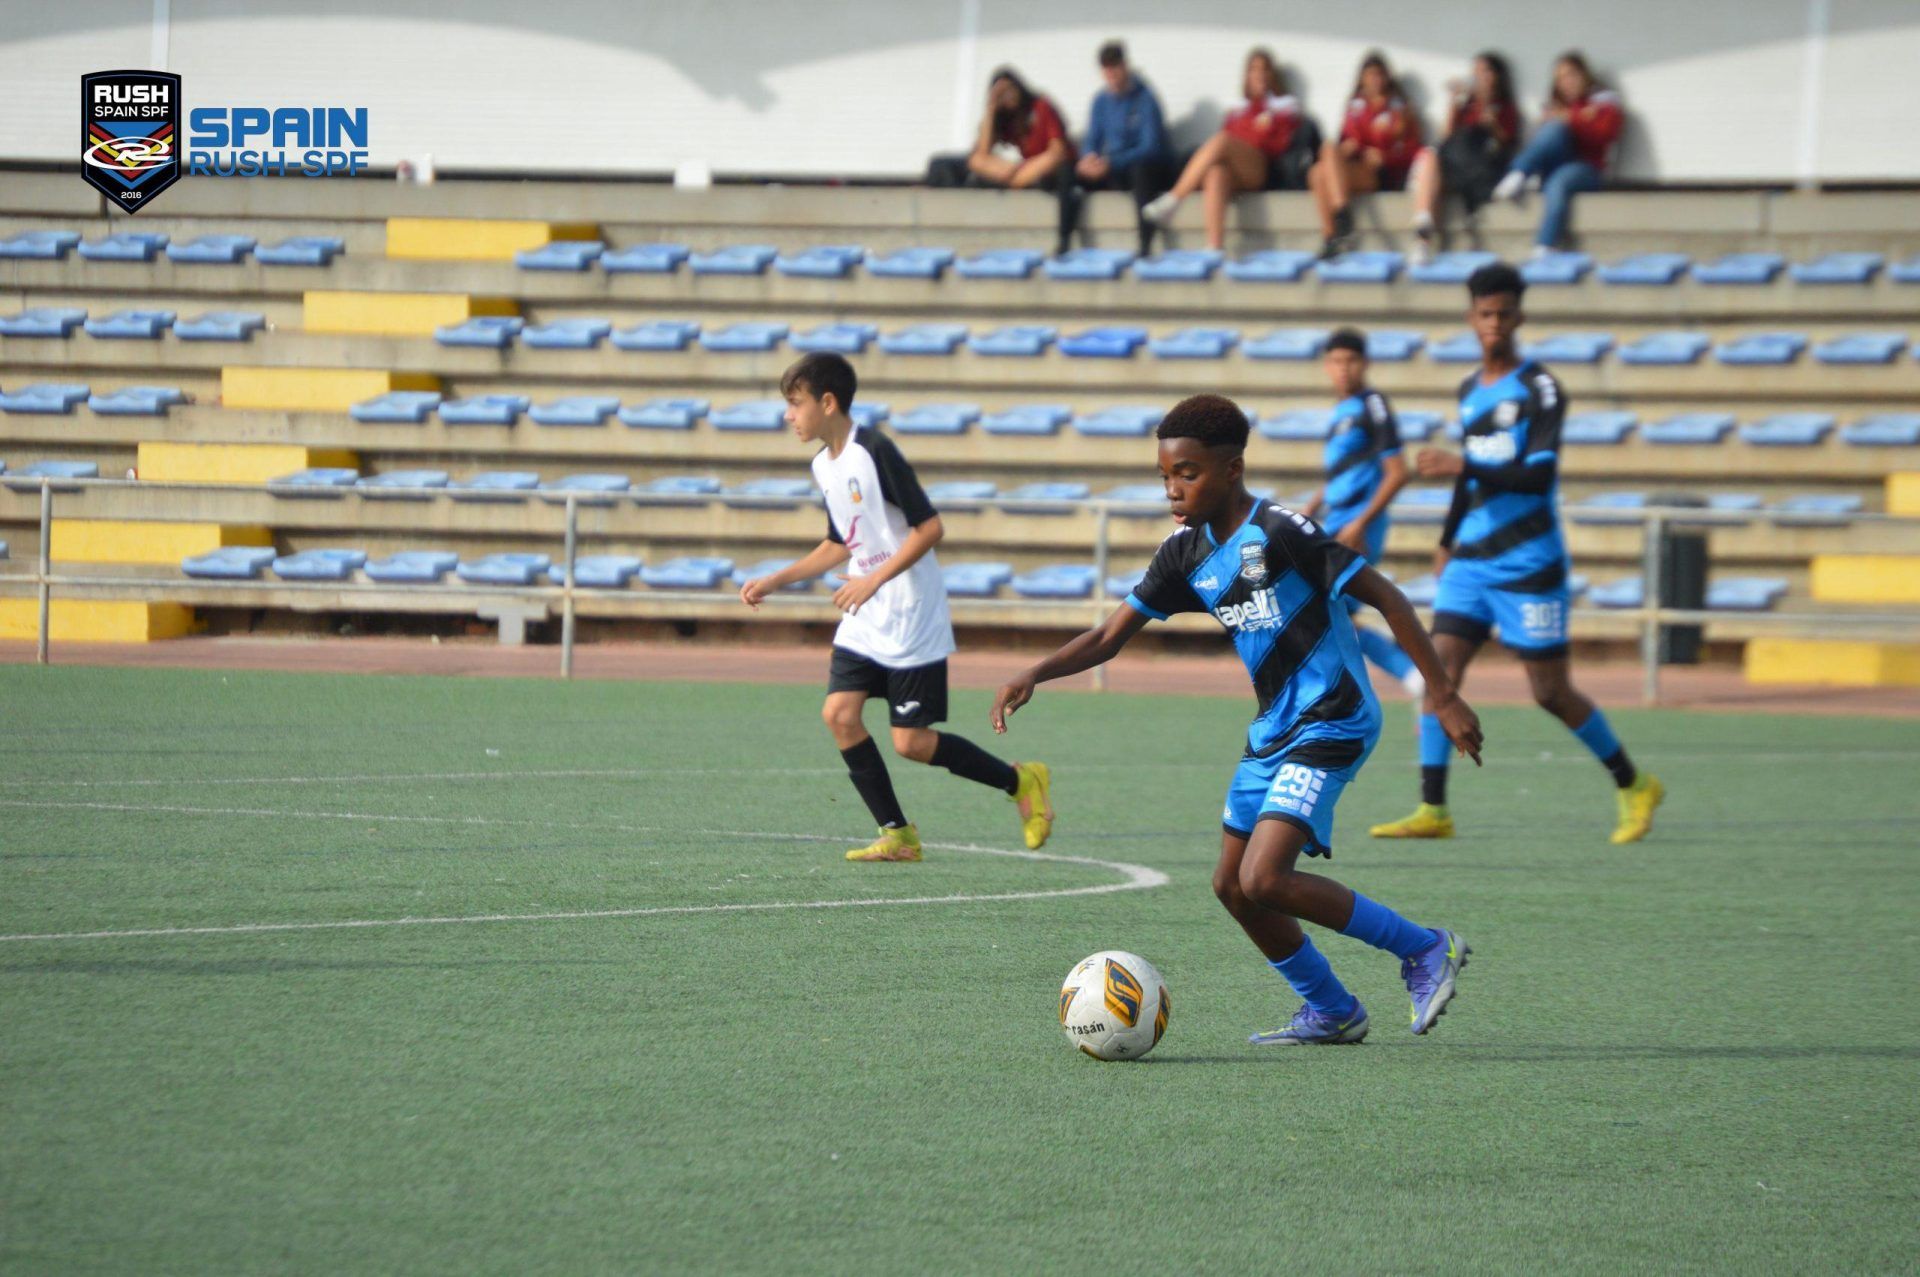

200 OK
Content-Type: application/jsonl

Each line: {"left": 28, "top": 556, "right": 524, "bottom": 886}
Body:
{"left": 1403, "top": 929, "right": 1470, "bottom": 1034}
{"left": 1249, "top": 1001, "right": 1370, "bottom": 1046}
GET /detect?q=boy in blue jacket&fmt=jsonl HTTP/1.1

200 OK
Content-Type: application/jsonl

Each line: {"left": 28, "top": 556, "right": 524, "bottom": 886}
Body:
{"left": 1057, "top": 40, "right": 1173, "bottom": 257}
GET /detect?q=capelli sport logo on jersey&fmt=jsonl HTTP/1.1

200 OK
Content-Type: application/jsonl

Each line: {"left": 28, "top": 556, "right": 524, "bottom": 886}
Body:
{"left": 1214, "top": 588, "right": 1286, "bottom": 632}
{"left": 82, "top": 71, "right": 181, "bottom": 213}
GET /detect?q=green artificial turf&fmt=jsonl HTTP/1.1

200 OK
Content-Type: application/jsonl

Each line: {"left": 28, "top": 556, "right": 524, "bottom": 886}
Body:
{"left": 2, "top": 665, "right": 1916, "bottom": 1272}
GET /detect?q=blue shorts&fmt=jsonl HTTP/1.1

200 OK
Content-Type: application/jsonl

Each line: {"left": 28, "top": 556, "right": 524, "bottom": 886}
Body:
{"left": 1433, "top": 560, "right": 1570, "bottom": 658}
{"left": 1222, "top": 745, "right": 1372, "bottom": 858}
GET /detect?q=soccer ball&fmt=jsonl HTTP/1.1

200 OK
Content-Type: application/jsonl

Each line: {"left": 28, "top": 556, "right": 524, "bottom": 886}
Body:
{"left": 1058, "top": 950, "right": 1170, "bottom": 1061}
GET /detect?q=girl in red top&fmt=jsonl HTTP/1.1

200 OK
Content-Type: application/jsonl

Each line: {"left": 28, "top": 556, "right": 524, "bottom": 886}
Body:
{"left": 1311, "top": 51, "right": 1423, "bottom": 258}
{"left": 963, "top": 67, "right": 1075, "bottom": 190}
{"left": 1141, "top": 48, "right": 1305, "bottom": 251}
{"left": 1407, "top": 52, "right": 1522, "bottom": 261}
{"left": 1491, "top": 51, "right": 1625, "bottom": 252}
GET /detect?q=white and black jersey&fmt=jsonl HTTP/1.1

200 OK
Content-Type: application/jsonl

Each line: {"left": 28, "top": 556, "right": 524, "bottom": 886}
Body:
{"left": 814, "top": 426, "right": 955, "bottom": 669}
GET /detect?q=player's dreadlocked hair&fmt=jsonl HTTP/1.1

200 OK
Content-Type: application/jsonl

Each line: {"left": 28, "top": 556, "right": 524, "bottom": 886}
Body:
{"left": 1155, "top": 393, "right": 1251, "bottom": 454}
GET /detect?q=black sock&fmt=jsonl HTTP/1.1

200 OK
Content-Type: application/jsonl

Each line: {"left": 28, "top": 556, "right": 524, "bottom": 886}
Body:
{"left": 1602, "top": 748, "right": 1637, "bottom": 789}
{"left": 931, "top": 732, "right": 1019, "bottom": 795}
{"left": 1421, "top": 766, "right": 1449, "bottom": 807}
{"left": 841, "top": 737, "right": 907, "bottom": 828}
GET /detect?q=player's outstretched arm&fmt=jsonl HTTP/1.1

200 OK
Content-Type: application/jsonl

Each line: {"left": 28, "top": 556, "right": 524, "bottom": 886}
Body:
{"left": 991, "top": 603, "right": 1151, "bottom": 733}
{"left": 1345, "top": 565, "right": 1484, "bottom": 765}
{"left": 740, "top": 538, "right": 850, "bottom": 610}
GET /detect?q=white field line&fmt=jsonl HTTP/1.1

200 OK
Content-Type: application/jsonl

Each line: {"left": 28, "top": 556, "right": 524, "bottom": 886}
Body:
{"left": 0, "top": 800, "right": 1169, "bottom": 944}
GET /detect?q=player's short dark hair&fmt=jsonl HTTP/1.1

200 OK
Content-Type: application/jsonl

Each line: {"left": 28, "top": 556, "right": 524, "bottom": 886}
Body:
{"left": 1156, "top": 393, "right": 1250, "bottom": 454}
{"left": 1467, "top": 261, "right": 1526, "bottom": 303}
{"left": 1326, "top": 327, "right": 1368, "bottom": 356}
{"left": 1098, "top": 40, "right": 1126, "bottom": 68}
{"left": 780, "top": 352, "right": 857, "bottom": 411}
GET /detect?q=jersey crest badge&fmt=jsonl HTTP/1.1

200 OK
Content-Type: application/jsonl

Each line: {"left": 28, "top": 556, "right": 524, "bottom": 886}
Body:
{"left": 1239, "top": 541, "right": 1268, "bottom": 585}
{"left": 1494, "top": 400, "right": 1520, "bottom": 428}
{"left": 847, "top": 477, "right": 862, "bottom": 504}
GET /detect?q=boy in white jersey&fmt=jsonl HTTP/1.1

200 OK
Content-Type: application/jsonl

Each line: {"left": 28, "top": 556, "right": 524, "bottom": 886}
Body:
{"left": 739, "top": 353, "right": 1054, "bottom": 862}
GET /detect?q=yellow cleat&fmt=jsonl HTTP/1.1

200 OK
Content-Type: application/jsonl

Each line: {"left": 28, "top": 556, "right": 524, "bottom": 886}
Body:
{"left": 1369, "top": 803, "right": 1455, "bottom": 839}
{"left": 1011, "top": 760, "right": 1055, "bottom": 850}
{"left": 1610, "top": 772, "right": 1664, "bottom": 845}
{"left": 846, "top": 825, "right": 922, "bottom": 862}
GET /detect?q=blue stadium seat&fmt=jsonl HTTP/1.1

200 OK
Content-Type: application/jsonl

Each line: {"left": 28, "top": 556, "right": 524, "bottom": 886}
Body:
{"left": 1691, "top": 252, "right": 1784, "bottom": 285}
{"left": 1771, "top": 494, "right": 1863, "bottom": 524}
{"left": 1223, "top": 250, "right": 1314, "bottom": 283}
{"left": 640, "top": 556, "right": 734, "bottom": 589}
{"left": 449, "top": 471, "right": 540, "bottom": 500}
{"left": 77, "top": 232, "right": 168, "bottom": 262}
{"left": 1888, "top": 256, "right": 1920, "bottom": 284}
{"left": 549, "top": 555, "right": 643, "bottom": 588}
{"left": 1105, "top": 568, "right": 1148, "bottom": 598}
{"left": 1841, "top": 413, "right": 1920, "bottom": 446}
{"left": 619, "top": 397, "right": 709, "bottom": 429}
{"left": 1598, "top": 252, "right": 1690, "bottom": 285}
{"left": 1715, "top": 332, "right": 1807, "bottom": 365}
{"left": 439, "top": 395, "right": 530, "bottom": 426}
{"left": 175, "top": 311, "right": 266, "bottom": 342}
{"left": 1072, "top": 406, "right": 1163, "bottom": 437}
{"left": 1427, "top": 331, "right": 1484, "bottom": 363}
{"left": 1059, "top": 326, "right": 1146, "bottom": 358}
{"left": 255, "top": 236, "right": 344, "bottom": 266}
{"left": 1790, "top": 252, "right": 1881, "bottom": 285}
{"left": 356, "top": 469, "right": 449, "bottom": 498}
{"left": 709, "top": 401, "right": 786, "bottom": 431}
{"left": 1589, "top": 577, "right": 1645, "bottom": 608}
{"left": 515, "top": 241, "right": 605, "bottom": 271}
{"left": 529, "top": 396, "right": 619, "bottom": 427}
{"left": 1524, "top": 332, "right": 1614, "bottom": 363}
{"left": 850, "top": 402, "right": 891, "bottom": 427}
{"left": 1258, "top": 410, "right": 1335, "bottom": 441}
{"left": 1396, "top": 573, "right": 1440, "bottom": 606}
{"left": 774, "top": 245, "right": 865, "bottom": 278}
{"left": 0, "top": 230, "right": 80, "bottom": 260}
{"left": 892, "top": 403, "right": 980, "bottom": 435}
{"left": 1562, "top": 411, "right": 1638, "bottom": 445}
{"left": 637, "top": 475, "right": 723, "bottom": 502}
{"left": 364, "top": 551, "right": 459, "bottom": 583}
{"left": 789, "top": 322, "right": 878, "bottom": 354}
{"left": 1149, "top": 327, "right": 1239, "bottom": 359}
{"left": 267, "top": 467, "right": 359, "bottom": 496}
{"left": 1393, "top": 489, "right": 1455, "bottom": 523}
{"left": 1617, "top": 331, "right": 1711, "bottom": 365}
{"left": 1739, "top": 413, "right": 1833, "bottom": 446}
{"left": 926, "top": 481, "right": 998, "bottom": 502}
{"left": 89, "top": 386, "right": 186, "bottom": 415}
{"left": 724, "top": 478, "right": 815, "bottom": 507}
{"left": 1707, "top": 493, "right": 1764, "bottom": 519}
{"left": 522, "top": 318, "right": 611, "bottom": 350}
{"left": 435, "top": 316, "right": 524, "bottom": 348}
{"left": 1316, "top": 251, "right": 1403, "bottom": 283}
{"left": 13, "top": 460, "right": 98, "bottom": 481}
{"left": 1707, "top": 577, "right": 1788, "bottom": 611}
{"left": 272, "top": 548, "right": 367, "bottom": 581}
{"left": 457, "top": 553, "right": 552, "bottom": 586}
{"left": 1004, "top": 482, "right": 1091, "bottom": 512}
{"left": 1569, "top": 491, "right": 1652, "bottom": 524}
{"left": 1408, "top": 251, "right": 1498, "bottom": 285}
{"left": 688, "top": 244, "right": 778, "bottom": 275}
{"left": 1644, "top": 412, "right": 1735, "bottom": 445}
{"left": 0, "top": 383, "right": 90, "bottom": 414}
{"left": 351, "top": 391, "right": 443, "bottom": 423}
{"left": 981, "top": 404, "right": 1070, "bottom": 435}
{"left": 1243, "top": 328, "right": 1328, "bottom": 360}
{"left": 1365, "top": 330, "right": 1424, "bottom": 361}
{"left": 1011, "top": 564, "right": 1098, "bottom": 598}
{"left": 969, "top": 325, "right": 1056, "bottom": 356}
{"left": 166, "top": 234, "right": 257, "bottom": 265}
{"left": 699, "top": 322, "right": 789, "bottom": 352}
{"left": 1133, "top": 249, "right": 1223, "bottom": 282}
{"left": 956, "top": 247, "right": 1044, "bottom": 278}
{"left": 872, "top": 246, "right": 960, "bottom": 278}
{"left": 612, "top": 320, "right": 699, "bottom": 351}
{"left": 1396, "top": 410, "right": 1444, "bottom": 442}
{"left": 84, "top": 309, "right": 175, "bottom": 339}
{"left": 0, "top": 307, "right": 87, "bottom": 338}
{"left": 601, "top": 243, "right": 690, "bottom": 274}
{"left": 1045, "top": 248, "right": 1135, "bottom": 280}
{"left": 538, "top": 474, "right": 631, "bottom": 504}
{"left": 1096, "top": 484, "right": 1168, "bottom": 514}
{"left": 1814, "top": 333, "right": 1907, "bottom": 365}
{"left": 183, "top": 546, "right": 278, "bottom": 579}
{"left": 943, "top": 562, "right": 1015, "bottom": 598}
{"left": 1520, "top": 251, "right": 1592, "bottom": 285}
{"left": 878, "top": 323, "right": 968, "bottom": 355}
{"left": 730, "top": 558, "right": 816, "bottom": 591}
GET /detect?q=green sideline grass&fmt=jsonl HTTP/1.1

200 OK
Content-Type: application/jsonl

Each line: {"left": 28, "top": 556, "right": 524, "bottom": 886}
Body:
{"left": 2, "top": 666, "right": 1915, "bottom": 1272}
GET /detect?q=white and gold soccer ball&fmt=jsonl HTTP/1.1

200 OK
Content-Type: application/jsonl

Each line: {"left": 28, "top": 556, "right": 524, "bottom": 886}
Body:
{"left": 1058, "top": 950, "right": 1170, "bottom": 1060}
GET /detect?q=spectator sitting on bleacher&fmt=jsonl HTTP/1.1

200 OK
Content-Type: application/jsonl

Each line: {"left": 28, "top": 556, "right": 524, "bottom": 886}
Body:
{"left": 1489, "top": 51, "right": 1623, "bottom": 255}
{"left": 926, "top": 68, "right": 1075, "bottom": 192}
{"left": 1406, "top": 52, "right": 1520, "bottom": 263}
{"left": 1141, "top": 48, "right": 1315, "bottom": 251}
{"left": 1311, "top": 51, "right": 1423, "bottom": 259}
{"left": 1056, "top": 40, "right": 1173, "bottom": 258}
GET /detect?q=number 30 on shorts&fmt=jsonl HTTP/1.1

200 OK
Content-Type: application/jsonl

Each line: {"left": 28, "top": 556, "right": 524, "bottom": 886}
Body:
{"left": 1520, "top": 600, "right": 1564, "bottom": 636}
{"left": 1268, "top": 763, "right": 1326, "bottom": 816}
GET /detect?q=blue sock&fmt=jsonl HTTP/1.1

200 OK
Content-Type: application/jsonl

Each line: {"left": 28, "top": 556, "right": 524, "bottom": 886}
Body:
{"left": 1419, "top": 713, "right": 1451, "bottom": 806}
{"left": 1269, "top": 938, "right": 1357, "bottom": 1016}
{"left": 1341, "top": 892, "right": 1439, "bottom": 960}
{"left": 1357, "top": 626, "right": 1415, "bottom": 680}
{"left": 1570, "top": 708, "right": 1636, "bottom": 787}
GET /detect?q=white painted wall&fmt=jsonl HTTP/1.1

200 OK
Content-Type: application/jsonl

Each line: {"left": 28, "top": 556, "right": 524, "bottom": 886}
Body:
{"left": 2, "top": 0, "right": 1916, "bottom": 182}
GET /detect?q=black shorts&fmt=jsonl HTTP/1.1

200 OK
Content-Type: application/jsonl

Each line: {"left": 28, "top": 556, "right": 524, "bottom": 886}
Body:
{"left": 827, "top": 647, "right": 948, "bottom": 728}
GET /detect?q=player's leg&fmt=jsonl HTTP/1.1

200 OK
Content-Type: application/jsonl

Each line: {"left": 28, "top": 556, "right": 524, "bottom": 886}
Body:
{"left": 1373, "top": 569, "right": 1487, "bottom": 837}
{"left": 886, "top": 660, "right": 1053, "bottom": 848}
{"left": 1520, "top": 652, "right": 1665, "bottom": 843}
{"left": 826, "top": 650, "right": 919, "bottom": 862}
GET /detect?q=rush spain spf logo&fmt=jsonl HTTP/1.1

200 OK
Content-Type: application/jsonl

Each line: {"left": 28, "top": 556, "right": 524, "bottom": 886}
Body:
{"left": 82, "top": 70, "right": 181, "bottom": 213}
